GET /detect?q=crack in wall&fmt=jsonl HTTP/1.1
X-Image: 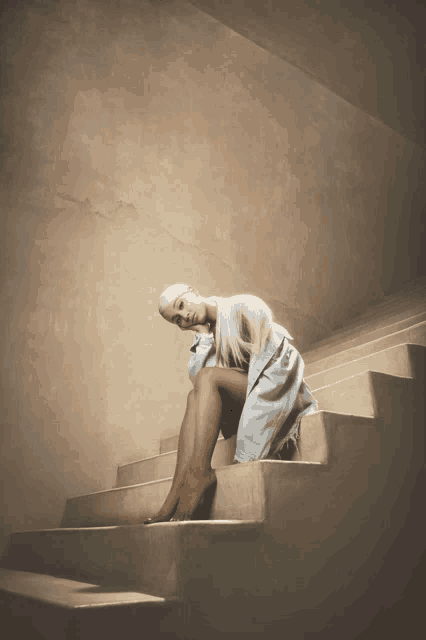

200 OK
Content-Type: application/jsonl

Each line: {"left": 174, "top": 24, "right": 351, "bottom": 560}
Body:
{"left": 115, "top": 198, "right": 250, "bottom": 289}
{"left": 57, "top": 193, "right": 115, "bottom": 221}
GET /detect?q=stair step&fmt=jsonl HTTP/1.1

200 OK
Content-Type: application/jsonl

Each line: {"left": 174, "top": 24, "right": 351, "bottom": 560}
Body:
{"left": 160, "top": 433, "right": 180, "bottom": 455}
{"left": 304, "top": 308, "right": 426, "bottom": 364}
{"left": 61, "top": 360, "right": 422, "bottom": 525}
{"left": 1, "top": 521, "right": 263, "bottom": 600}
{"left": 117, "top": 335, "right": 422, "bottom": 485}
{"left": 159, "top": 328, "right": 426, "bottom": 459}
{"left": 294, "top": 411, "right": 377, "bottom": 464}
{"left": 314, "top": 369, "right": 404, "bottom": 417}
{"left": 318, "top": 279, "right": 426, "bottom": 338}
{"left": 117, "top": 344, "right": 425, "bottom": 489}
{"left": 305, "top": 320, "right": 426, "bottom": 377}
{"left": 118, "top": 435, "right": 236, "bottom": 488}
{"left": 117, "top": 411, "right": 378, "bottom": 486}
{"left": 2, "top": 368, "right": 422, "bottom": 636}
{"left": 156, "top": 344, "right": 424, "bottom": 481}
{"left": 0, "top": 568, "right": 171, "bottom": 609}
{"left": 61, "top": 460, "right": 329, "bottom": 527}
{"left": 308, "top": 343, "right": 425, "bottom": 391}
{"left": 0, "top": 569, "right": 176, "bottom": 640}
{"left": 307, "top": 281, "right": 426, "bottom": 351}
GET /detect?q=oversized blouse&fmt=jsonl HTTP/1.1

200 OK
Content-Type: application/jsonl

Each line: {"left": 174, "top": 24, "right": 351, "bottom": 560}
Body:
{"left": 188, "top": 321, "right": 318, "bottom": 463}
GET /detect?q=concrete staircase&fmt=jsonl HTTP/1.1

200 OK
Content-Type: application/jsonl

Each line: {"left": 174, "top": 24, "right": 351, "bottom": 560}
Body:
{"left": 1, "top": 281, "right": 425, "bottom": 640}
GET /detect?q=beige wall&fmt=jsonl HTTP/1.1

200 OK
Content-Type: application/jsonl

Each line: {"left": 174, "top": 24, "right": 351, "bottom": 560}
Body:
{"left": 0, "top": 0, "right": 424, "bottom": 552}
{"left": 190, "top": 0, "right": 426, "bottom": 146}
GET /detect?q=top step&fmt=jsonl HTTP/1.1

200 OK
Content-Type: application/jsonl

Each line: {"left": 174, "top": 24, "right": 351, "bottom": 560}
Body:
{"left": 305, "top": 320, "right": 426, "bottom": 378}
{"left": 304, "top": 303, "right": 426, "bottom": 364}
{"left": 310, "top": 278, "right": 426, "bottom": 347}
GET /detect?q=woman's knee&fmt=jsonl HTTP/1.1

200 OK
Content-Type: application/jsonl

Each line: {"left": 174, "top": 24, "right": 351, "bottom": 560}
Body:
{"left": 193, "top": 367, "right": 220, "bottom": 392}
{"left": 187, "top": 388, "right": 196, "bottom": 406}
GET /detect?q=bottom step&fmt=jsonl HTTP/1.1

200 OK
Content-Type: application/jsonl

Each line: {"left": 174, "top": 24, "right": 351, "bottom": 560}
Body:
{"left": 0, "top": 569, "right": 177, "bottom": 640}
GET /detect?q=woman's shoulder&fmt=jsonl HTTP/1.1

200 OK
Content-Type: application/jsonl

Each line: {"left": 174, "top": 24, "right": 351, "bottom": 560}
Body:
{"left": 231, "top": 293, "right": 265, "bottom": 304}
{"left": 271, "top": 322, "right": 293, "bottom": 342}
{"left": 216, "top": 293, "right": 269, "bottom": 310}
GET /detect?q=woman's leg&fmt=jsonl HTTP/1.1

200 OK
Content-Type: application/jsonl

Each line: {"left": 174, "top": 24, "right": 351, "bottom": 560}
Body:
{"left": 145, "top": 367, "right": 248, "bottom": 524}
{"left": 144, "top": 389, "right": 198, "bottom": 524}
{"left": 171, "top": 367, "right": 248, "bottom": 521}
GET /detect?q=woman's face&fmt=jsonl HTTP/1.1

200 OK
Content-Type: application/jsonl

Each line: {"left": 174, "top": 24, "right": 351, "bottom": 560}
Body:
{"left": 160, "top": 292, "right": 208, "bottom": 330}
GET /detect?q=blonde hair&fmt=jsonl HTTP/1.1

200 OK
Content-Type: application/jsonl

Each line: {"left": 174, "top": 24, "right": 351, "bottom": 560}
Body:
{"left": 158, "top": 284, "right": 198, "bottom": 314}
{"left": 214, "top": 295, "right": 274, "bottom": 368}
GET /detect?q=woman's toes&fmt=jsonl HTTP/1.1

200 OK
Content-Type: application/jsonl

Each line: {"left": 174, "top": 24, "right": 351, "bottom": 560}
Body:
{"left": 144, "top": 510, "right": 173, "bottom": 525}
{"left": 144, "top": 515, "right": 164, "bottom": 525}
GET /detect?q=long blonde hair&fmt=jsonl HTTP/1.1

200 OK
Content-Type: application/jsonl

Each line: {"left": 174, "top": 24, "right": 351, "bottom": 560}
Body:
{"left": 213, "top": 295, "right": 274, "bottom": 368}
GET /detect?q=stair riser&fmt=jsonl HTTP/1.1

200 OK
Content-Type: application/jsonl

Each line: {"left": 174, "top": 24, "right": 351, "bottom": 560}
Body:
{"left": 117, "top": 414, "right": 333, "bottom": 487}
{"left": 160, "top": 335, "right": 425, "bottom": 459}
{"left": 2, "top": 526, "right": 180, "bottom": 598}
{"left": 305, "top": 322, "right": 426, "bottom": 377}
{"left": 62, "top": 479, "right": 172, "bottom": 528}
{"left": 62, "top": 462, "right": 325, "bottom": 527}
{"left": 307, "top": 342, "right": 416, "bottom": 391}
{"left": 308, "top": 343, "right": 424, "bottom": 425}
{"left": 0, "top": 570, "right": 174, "bottom": 640}
{"left": 62, "top": 347, "right": 425, "bottom": 527}
{"left": 122, "top": 412, "right": 382, "bottom": 488}
{"left": 304, "top": 308, "right": 426, "bottom": 365}
{"left": 2, "top": 372, "right": 423, "bottom": 634}
{"left": 117, "top": 435, "right": 236, "bottom": 488}
{"left": 117, "top": 454, "right": 177, "bottom": 489}
{"left": 313, "top": 343, "right": 424, "bottom": 418}
{"left": 1, "top": 522, "right": 262, "bottom": 602}
{"left": 91, "top": 411, "right": 376, "bottom": 489}
{"left": 261, "top": 373, "right": 426, "bottom": 632}
{"left": 142, "top": 345, "right": 424, "bottom": 488}
{"left": 294, "top": 412, "right": 378, "bottom": 465}
{"left": 313, "top": 370, "right": 377, "bottom": 416}
{"left": 161, "top": 434, "right": 179, "bottom": 454}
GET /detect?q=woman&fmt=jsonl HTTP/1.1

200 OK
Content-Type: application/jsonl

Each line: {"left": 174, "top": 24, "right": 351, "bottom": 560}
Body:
{"left": 144, "top": 284, "right": 318, "bottom": 524}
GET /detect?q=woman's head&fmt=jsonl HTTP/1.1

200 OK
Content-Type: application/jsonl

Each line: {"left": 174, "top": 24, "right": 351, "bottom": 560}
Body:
{"left": 158, "top": 284, "right": 211, "bottom": 330}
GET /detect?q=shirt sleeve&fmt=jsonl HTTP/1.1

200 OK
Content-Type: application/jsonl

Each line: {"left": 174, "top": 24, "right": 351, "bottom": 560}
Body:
{"left": 188, "top": 333, "right": 216, "bottom": 384}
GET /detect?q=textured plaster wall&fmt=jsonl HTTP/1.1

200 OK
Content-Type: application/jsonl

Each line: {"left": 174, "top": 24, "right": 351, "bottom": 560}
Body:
{"left": 0, "top": 0, "right": 425, "bottom": 550}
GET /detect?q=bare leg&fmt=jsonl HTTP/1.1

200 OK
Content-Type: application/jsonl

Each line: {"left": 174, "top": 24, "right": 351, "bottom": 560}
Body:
{"left": 171, "top": 367, "right": 248, "bottom": 521}
{"left": 144, "top": 390, "right": 198, "bottom": 524}
{"left": 145, "top": 367, "right": 248, "bottom": 524}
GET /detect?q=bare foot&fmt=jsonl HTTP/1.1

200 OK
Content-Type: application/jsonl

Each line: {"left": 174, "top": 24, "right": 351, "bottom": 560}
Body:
{"left": 170, "top": 469, "right": 217, "bottom": 521}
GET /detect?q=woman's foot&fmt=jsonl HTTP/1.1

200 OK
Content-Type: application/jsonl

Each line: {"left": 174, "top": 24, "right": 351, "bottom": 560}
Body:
{"left": 143, "top": 505, "right": 178, "bottom": 525}
{"left": 144, "top": 477, "right": 184, "bottom": 524}
{"left": 170, "top": 469, "right": 217, "bottom": 521}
